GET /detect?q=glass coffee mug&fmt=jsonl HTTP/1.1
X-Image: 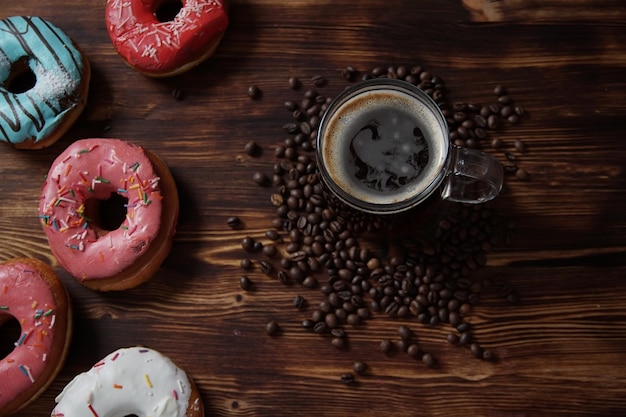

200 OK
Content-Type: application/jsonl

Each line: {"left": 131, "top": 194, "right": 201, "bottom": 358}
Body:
{"left": 316, "top": 78, "right": 504, "bottom": 216}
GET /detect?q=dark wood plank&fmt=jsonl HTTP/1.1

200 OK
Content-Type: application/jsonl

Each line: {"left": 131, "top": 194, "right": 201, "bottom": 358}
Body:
{"left": 1, "top": 0, "right": 626, "bottom": 416}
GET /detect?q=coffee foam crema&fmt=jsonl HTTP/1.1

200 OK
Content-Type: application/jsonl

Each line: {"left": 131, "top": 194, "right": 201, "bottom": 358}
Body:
{"left": 321, "top": 87, "right": 448, "bottom": 207}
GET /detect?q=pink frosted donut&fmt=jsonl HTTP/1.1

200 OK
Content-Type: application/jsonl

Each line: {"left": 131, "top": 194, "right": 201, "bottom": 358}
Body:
{"left": 0, "top": 258, "right": 71, "bottom": 416}
{"left": 105, "top": 0, "right": 229, "bottom": 77}
{"left": 38, "top": 138, "right": 179, "bottom": 291}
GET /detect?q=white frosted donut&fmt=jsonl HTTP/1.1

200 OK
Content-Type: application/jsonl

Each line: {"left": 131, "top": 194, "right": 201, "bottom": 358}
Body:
{"left": 51, "top": 347, "right": 203, "bottom": 417}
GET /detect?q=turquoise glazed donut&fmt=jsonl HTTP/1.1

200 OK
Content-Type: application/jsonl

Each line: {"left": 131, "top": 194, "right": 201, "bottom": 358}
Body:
{"left": 0, "top": 16, "right": 90, "bottom": 149}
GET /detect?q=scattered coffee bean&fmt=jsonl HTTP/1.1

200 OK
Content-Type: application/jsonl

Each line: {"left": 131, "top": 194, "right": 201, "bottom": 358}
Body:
{"left": 288, "top": 76, "right": 301, "bottom": 90}
{"left": 238, "top": 63, "right": 526, "bottom": 372}
{"left": 398, "top": 325, "right": 412, "bottom": 340}
{"left": 422, "top": 353, "right": 436, "bottom": 367}
{"left": 470, "top": 342, "right": 484, "bottom": 358}
{"left": 311, "top": 75, "right": 326, "bottom": 87}
{"left": 240, "top": 275, "right": 253, "bottom": 291}
{"left": 241, "top": 236, "right": 255, "bottom": 252}
{"left": 342, "top": 66, "right": 358, "bottom": 81}
{"left": 172, "top": 88, "right": 184, "bottom": 100}
{"left": 331, "top": 337, "right": 346, "bottom": 349}
{"left": 262, "top": 244, "right": 277, "bottom": 258}
{"left": 265, "top": 229, "right": 282, "bottom": 241}
{"left": 459, "top": 332, "right": 472, "bottom": 345}
{"left": 353, "top": 361, "right": 367, "bottom": 375}
{"left": 340, "top": 373, "right": 355, "bottom": 385}
{"left": 515, "top": 168, "right": 529, "bottom": 181}
{"left": 253, "top": 172, "right": 270, "bottom": 186}
{"left": 293, "top": 295, "right": 306, "bottom": 309}
{"left": 266, "top": 320, "right": 279, "bottom": 335}
{"left": 240, "top": 258, "right": 252, "bottom": 270}
{"left": 407, "top": 344, "right": 420, "bottom": 357}
{"left": 380, "top": 339, "right": 393, "bottom": 354}
{"left": 244, "top": 140, "right": 261, "bottom": 156}
{"left": 491, "top": 138, "right": 503, "bottom": 149}
{"left": 446, "top": 333, "right": 460, "bottom": 345}
{"left": 258, "top": 260, "right": 274, "bottom": 276}
{"left": 483, "top": 349, "right": 495, "bottom": 361}
{"left": 247, "top": 84, "right": 262, "bottom": 99}
{"left": 226, "top": 216, "right": 241, "bottom": 229}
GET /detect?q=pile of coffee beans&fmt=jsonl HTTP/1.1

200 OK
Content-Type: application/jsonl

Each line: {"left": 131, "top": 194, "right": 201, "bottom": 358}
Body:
{"left": 239, "top": 65, "right": 525, "bottom": 382}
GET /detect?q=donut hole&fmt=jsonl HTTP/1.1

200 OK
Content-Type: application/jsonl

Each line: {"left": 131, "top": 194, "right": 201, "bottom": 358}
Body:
{"left": 154, "top": 0, "right": 183, "bottom": 22}
{"left": 84, "top": 193, "right": 129, "bottom": 233}
{"left": 3, "top": 56, "right": 37, "bottom": 94}
{"left": 0, "top": 315, "right": 21, "bottom": 360}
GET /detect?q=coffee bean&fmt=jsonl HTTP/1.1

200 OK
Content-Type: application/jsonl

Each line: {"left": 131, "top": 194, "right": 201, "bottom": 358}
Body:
{"left": 265, "top": 230, "right": 282, "bottom": 241}
{"left": 258, "top": 260, "right": 274, "bottom": 276}
{"left": 497, "top": 95, "right": 512, "bottom": 105}
{"left": 398, "top": 325, "right": 412, "bottom": 340}
{"left": 226, "top": 216, "right": 241, "bottom": 229}
{"left": 514, "top": 139, "right": 526, "bottom": 153}
{"left": 446, "top": 333, "right": 460, "bottom": 344}
{"left": 422, "top": 353, "right": 436, "bottom": 367}
{"left": 171, "top": 88, "right": 184, "bottom": 100}
{"left": 263, "top": 244, "right": 277, "bottom": 258}
{"left": 253, "top": 172, "right": 269, "bottom": 186}
{"left": 340, "top": 373, "right": 355, "bottom": 385}
{"left": 313, "top": 321, "right": 328, "bottom": 334}
{"left": 309, "top": 75, "right": 325, "bottom": 88}
{"left": 487, "top": 114, "right": 499, "bottom": 129}
{"left": 342, "top": 66, "right": 358, "bottom": 81}
{"left": 240, "top": 258, "right": 252, "bottom": 270}
{"left": 515, "top": 168, "right": 529, "bottom": 181}
{"left": 288, "top": 76, "right": 301, "bottom": 90}
{"left": 353, "top": 361, "right": 367, "bottom": 375}
{"left": 325, "top": 313, "right": 339, "bottom": 329}
{"left": 470, "top": 342, "right": 484, "bottom": 358}
{"left": 247, "top": 85, "right": 262, "bottom": 99}
{"left": 240, "top": 275, "right": 253, "bottom": 291}
{"left": 493, "top": 85, "right": 506, "bottom": 96}
{"left": 407, "top": 344, "right": 420, "bottom": 357}
{"left": 277, "top": 270, "right": 290, "bottom": 285}
{"left": 244, "top": 140, "right": 261, "bottom": 156}
{"left": 241, "top": 236, "right": 255, "bottom": 252}
{"left": 331, "top": 337, "right": 346, "bottom": 349}
{"left": 266, "top": 320, "right": 279, "bottom": 335}
{"left": 380, "top": 339, "right": 393, "bottom": 354}
{"left": 302, "top": 276, "right": 318, "bottom": 288}
{"left": 459, "top": 331, "right": 472, "bottom": 345}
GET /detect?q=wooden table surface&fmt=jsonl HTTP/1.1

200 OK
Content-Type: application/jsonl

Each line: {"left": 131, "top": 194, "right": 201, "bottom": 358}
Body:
{"left": 2, "top": 0, "right": 626, "bottom": 416}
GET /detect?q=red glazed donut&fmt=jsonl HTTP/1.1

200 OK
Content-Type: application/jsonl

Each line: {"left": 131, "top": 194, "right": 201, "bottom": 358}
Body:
{"left": 0, "top": 258, "right": 71, "bottom": 417}
{"left": 105, "top": 0, "right": 229, "bottom": 77}
{"left": 38, "top": 138, "right": 179, "bottom": 291}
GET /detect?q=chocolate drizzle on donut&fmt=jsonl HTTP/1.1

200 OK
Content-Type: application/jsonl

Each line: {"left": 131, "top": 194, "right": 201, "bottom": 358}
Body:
{"left": 0, "top": 16, "right": 86, "bottom": 145}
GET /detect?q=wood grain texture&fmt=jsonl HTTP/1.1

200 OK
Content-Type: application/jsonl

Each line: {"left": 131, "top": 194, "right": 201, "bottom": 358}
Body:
{"left": 1, "top": 1, "right": 626, "bottom": 416}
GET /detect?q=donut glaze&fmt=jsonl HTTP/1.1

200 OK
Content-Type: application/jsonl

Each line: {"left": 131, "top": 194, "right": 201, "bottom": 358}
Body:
{"left": 39, "top": 139, "right": 174, "bottom": 288}
{"left": 106, "top": 0, "right": 229, "bottom": 77}
{"left": 0, "top": 16, "right": 89, "bottom": 148}
{"left": 51, "top": 347, "right": 203, "bottom": 417}
{"left": 0, "top": 258, "right": 71, "bottom": 416}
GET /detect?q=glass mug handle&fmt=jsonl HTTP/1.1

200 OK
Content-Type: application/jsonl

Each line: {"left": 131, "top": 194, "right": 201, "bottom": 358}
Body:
{"left": 441, "top": 145, "right": 504, "bottom": 203}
